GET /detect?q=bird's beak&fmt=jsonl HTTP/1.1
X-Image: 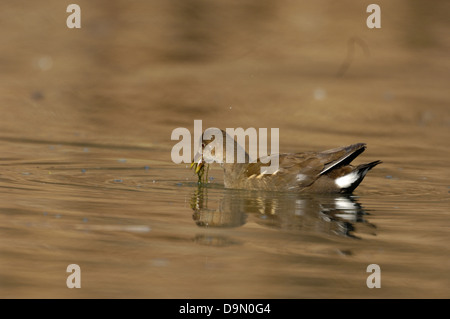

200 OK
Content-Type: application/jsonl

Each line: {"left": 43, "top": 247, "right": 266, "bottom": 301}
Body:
{"left": 191, "top": 152, "right": 204, "bottom": 174}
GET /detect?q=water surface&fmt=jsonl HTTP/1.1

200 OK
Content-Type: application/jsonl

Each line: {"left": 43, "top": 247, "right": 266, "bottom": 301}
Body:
{"left": 0, "top": 1, "right": 449, "bottom": 298}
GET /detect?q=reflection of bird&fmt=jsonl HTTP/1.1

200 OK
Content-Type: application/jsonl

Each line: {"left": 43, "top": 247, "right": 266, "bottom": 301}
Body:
{"left": 190, "top": 186, "right": 247, "bottom": 228}
{"left": 191, "top": 129, "right": 381, "bottom": 193}
{"left": 189, "top": 185, "right": 375, "bottom": 238}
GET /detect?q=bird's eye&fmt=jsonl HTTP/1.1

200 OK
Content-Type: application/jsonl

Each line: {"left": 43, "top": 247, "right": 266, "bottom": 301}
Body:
{"left": 201, "top": 143, "right": 205, "bottom": 148}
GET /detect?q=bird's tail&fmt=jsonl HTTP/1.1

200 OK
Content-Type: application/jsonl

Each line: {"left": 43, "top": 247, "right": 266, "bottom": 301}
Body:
{"left": 340, "top": 160, "right": 382, "bottom": 193}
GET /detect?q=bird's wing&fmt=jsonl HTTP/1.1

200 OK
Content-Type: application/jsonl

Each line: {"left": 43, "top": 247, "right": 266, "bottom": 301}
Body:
{"left": 247, "top": 143, "right": 367, "bottom": 188}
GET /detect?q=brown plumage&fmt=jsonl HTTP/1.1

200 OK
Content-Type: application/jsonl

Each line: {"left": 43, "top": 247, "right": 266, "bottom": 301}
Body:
{"left": 192, "top": 129, "right": 381, "bottom": 194}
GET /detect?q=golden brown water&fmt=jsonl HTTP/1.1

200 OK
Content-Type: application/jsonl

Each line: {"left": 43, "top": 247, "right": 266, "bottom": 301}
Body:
{"left": 0, "top": 1, "right": 449, "bottom": 298}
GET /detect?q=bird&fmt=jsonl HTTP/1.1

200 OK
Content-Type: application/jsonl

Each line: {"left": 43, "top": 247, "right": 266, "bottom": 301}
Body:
{"left": 191, "top": 129, "right": 381, "bottom": 193}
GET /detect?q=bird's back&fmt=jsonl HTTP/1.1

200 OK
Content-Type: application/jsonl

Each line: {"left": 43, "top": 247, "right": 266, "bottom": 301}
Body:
{"left": 224, "top": 143, "right": 380, "bottom": 193}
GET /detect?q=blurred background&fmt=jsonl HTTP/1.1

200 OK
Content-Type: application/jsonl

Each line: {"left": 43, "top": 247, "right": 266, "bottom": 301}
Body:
{"left": 0, "top": 1, "right": 449, "bottom": 299}
{"left": 1, "top": 0, "right": 449, "bottom": 153}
